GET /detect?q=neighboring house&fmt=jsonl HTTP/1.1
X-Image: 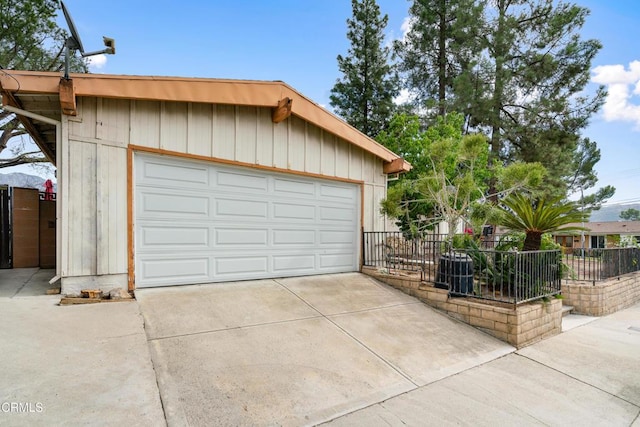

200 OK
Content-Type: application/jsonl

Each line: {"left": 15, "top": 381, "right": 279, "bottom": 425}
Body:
{"left": 554, "top": 221, "right": 640, "bottom": 251}
{"left": 0, "top": 70, "right": 410, "bottom": 294}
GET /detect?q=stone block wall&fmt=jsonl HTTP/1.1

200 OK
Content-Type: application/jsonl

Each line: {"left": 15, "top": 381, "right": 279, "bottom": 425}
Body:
{"left": 562, "top": 271, "right": 640, "bottom": 316}
{"left": 363, "top": 267, "right": 562, "bottom": 348}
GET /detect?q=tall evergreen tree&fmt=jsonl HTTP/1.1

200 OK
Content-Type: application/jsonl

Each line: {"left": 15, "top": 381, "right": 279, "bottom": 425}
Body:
{"left": 474, "top": 0, "right": 607, "bottom": 201}
{"left": 566, "top": 137, "right": 615, "bottom": 211}
{"left": 0, "top": 0, "right": 87, "bottom": 168}
{"left": 395, "top": 0, "right": 612, "bottom": 206}
{"left": 395, "top": 0, "right": 485, "bottom": 117}
{"left": 330, "top": 0, "right": 398, "bottom": 138}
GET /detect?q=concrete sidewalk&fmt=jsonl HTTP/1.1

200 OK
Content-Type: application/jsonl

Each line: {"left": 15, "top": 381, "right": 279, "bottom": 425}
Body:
{"left": 325, "top": 302, "right": 640, "bottom": 426}
{"left": 0, "top": 268, "right": 58, "bottom": 297}
{"left": 0, "top": 269, "right": 165, "bottom": 426}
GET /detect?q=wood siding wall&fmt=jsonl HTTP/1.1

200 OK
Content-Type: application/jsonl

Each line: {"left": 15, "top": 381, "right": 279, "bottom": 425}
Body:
{"left": 64, "top": 97, "right": 388, "bottom": 278}
{"left": 12, "top": 188, "right": 40, "bottom": 268}
{"left": 39, "top": 200, "right": 56, "bottom": 268}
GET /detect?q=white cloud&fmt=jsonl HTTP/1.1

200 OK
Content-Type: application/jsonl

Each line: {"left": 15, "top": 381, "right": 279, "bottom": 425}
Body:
{"left": 393, "top": 88, "right": 412, "bottom": 105}
{"left": 385, "top": 15, "right": 413, "bottom": 49}
{"left": 87, "top": 54, "right": 107, "bottom": 71}
{"left": 400, "top": 16, "right": 414, "bottom": 42}
{"left": 591, "top": 60, "right": 640, "bottom": 129}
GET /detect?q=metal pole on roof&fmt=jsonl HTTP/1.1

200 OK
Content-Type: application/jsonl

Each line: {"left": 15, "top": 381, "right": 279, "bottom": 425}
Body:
{"left": 64, "top": 42, "right": 70, "bottom": 80}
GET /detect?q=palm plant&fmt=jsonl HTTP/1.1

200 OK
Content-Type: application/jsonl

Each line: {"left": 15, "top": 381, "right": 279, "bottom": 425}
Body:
{"left": 497, "top": 194, "right": 587, "bottom": 251}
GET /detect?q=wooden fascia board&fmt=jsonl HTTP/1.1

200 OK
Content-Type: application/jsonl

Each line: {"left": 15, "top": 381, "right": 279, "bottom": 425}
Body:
{"left": 1, "top": 70, "right": 410, "bottom": 167}
{"left": 0, "top": 71, "right": 60, "bottom": 93}
{"left": 1, "top": 92, "right": 56, "bottom": 164}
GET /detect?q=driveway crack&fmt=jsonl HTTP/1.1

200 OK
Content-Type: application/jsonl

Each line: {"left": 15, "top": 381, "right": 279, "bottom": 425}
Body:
{"left": 274, "top": 278, "right": 419, "bottom": 388}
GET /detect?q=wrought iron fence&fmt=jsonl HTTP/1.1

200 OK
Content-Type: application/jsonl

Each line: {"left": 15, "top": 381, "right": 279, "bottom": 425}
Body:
{"left": 39, "top": 191, "right": 56, "bottom": 201}
{"left": 459, "top": 248, "right": 562, "bottom": 304}
{"left": 362, "top": 231, "right": 502, "bottom": 275}
{"left": 363, "top": 231, "right": 561, "bottom": 304}
{"left": 563, "top": 247, "right": 640, "bottom": 283}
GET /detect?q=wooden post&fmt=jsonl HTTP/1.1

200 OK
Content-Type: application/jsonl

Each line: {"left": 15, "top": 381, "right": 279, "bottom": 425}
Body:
{"left": 59, "top": 78, "right": 77, "bottom": 116}
{"left": 272, "top": 97, "right": 292, "bottom": 123}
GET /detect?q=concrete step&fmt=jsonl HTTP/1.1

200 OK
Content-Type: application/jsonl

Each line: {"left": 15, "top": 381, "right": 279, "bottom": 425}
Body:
{"left": 562, "top": 313, "right": 599, "bottom": 332}
{"left": 561, "top": 305, "right": 574, "bottom": 317}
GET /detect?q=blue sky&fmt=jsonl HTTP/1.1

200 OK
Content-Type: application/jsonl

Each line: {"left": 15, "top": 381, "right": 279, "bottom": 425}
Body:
{"left": 7, "top": 0, "right": 640, "bottom": 206}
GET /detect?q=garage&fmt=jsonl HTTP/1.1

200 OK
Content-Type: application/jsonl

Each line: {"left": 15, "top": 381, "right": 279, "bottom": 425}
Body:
{"left": 1, "top": 71, "right": 410, "bottom": 294}
{"left": 135, "top": 153, "right": 360, "bottom": 287}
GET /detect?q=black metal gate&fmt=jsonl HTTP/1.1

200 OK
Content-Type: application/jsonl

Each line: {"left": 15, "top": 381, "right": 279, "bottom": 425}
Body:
{"left": 0, "top": 186, "right": 11, "bottom": 268}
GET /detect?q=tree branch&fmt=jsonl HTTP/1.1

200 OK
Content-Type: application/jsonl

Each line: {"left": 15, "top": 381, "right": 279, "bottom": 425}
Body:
{"left": 0, "top": 151, "right": 49, "bottom": 169}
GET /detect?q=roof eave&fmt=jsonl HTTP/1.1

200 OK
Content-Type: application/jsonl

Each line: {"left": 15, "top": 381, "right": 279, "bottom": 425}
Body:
{"left": 0, "top": 70, "right": 411, "bottom": 172}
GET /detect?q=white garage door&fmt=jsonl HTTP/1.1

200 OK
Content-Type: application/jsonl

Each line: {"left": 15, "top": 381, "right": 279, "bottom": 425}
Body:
{"left": 134, "top": 153, "right": 360, "bottom": 287}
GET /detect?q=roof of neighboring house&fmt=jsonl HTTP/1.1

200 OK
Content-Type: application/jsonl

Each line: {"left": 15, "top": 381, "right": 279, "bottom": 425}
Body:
{"left": 557, "top": 221, "right": 640, "bottom": 235}
{"left": 0, "top": 70, "right": 411, "bottom": 173}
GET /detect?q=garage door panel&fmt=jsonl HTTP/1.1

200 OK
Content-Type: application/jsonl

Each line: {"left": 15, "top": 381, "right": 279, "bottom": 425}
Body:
{"left": 320, "top": 206, "right": 356, "bottom": 222}
{"left": 320, "top": 253, "right": 356, "bottom": 269}
{"left": 320, "top": 230, "right": 355, "bottom": 245}
{"left": 215, "top": 198, "right": 268, "bottom": 219}
{"left": 139, "top": 224, "right": 210, "bottom": 249}
{"left": 138, "top": 160, "right": 210, "bottom": 188}
{"left": 215, "top": 228, "right": 268, "bottom": 246}
{"left": 215, "top": 256, "right": 269, "bottom": 275}
{"left": 320, "top": 184, "right": 357, "bottom": 200}
{"left": 273, "top": 202, "right": 316, "bottom": 221}
{"left": 216, "top": 170, "right": 268, "bottom": 192}
{"left": 272, "top": 229, "right": 316, "bottom": 245}
{"left": 135, "top": 153, "right": 359, "bottom": 287}
{"left": 138, "top": 191, "right": 210, "bottom": 217}
{"left": 274, "top": 178, "right": 316, "bottom": 197}
{"left": 140, "top": 257, "right": 210, "bottom": 281}
{"left": 273, "top": 254, "right": 316, "bottom": 272}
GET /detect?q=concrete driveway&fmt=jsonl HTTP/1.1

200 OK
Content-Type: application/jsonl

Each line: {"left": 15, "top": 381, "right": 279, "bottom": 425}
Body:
{"left": 0, "top": 268, "right": 165, "bottom": 426}
{"left": 136, "top": 273, "right": 514, "bottom": 426}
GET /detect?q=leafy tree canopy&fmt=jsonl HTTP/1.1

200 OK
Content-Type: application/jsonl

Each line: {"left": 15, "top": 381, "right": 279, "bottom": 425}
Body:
{"left": 0, "top": 0, "right": 87, "bottom": 169}
{"left": 379, "top": 112, "right": 546, "bottom": 238}
{"left": 620, "top": 208, "right": 640, "bottom": 221}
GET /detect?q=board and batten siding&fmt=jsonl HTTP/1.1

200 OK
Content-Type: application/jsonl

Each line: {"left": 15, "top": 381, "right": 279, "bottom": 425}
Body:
{"left": 62, "top": 97, "right": 389, "bottom": 291}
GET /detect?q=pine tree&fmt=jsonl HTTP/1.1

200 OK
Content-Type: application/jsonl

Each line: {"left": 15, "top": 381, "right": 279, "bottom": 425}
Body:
{"left": 330, "top": 0, "right": 398, "bottom": 138}
{"left": 395, "top": 0, "right": 484, "bottom": 117}
{"left": 395, "top": 0, "right": 611, "bottom": 205}
{"left": 566, "top": 137, "right": 615, "bottom": 211}
{"left": 475, "top": 0, "right": 606, "bottom": 200}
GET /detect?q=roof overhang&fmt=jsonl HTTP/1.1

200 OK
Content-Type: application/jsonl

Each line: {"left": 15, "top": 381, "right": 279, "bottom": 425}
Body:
{"left": 557, "top": 221, "right": 640, "bottom": 235}
{"left": 0, "top": 70, "right": 411, "bottom": 174}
